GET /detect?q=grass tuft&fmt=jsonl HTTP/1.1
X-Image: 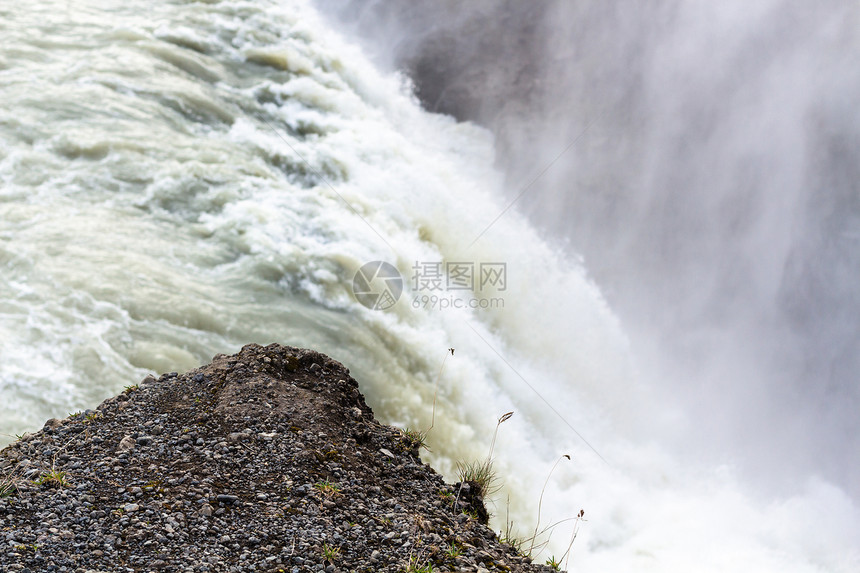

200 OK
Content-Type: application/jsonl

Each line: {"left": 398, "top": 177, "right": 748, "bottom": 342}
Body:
{"left": 0, "top": 481, "right": 17, "bottom": 498}
{"left": 33, "top": 469, "right": 69, "bottom": 488}
{"left": 455, "top": 459, "right": 499, "bottom": 498}
{"left": 0, "top": 458, "right": 23, "bottom": 499}
{"left": 454, "top": 410, "right": 514, "bottom": 501}
{"left": 405, "top": 554, "right": 434, "bottom": 573}
{"left": 400, "top": 427, "right": 429, "bottom": 451}
{"left": 313, "top": 480, "right": 340, "bottom": 497}
{"left": 322, "top": 542, "right": 340, "bottom": 561}
{"left": 445, "top": 542, "right": 463, "bottom": 558}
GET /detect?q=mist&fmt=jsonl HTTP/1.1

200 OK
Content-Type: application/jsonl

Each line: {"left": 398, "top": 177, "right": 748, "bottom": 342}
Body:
{"left": 314, "top": 0, "right": 860, "bottom": 498}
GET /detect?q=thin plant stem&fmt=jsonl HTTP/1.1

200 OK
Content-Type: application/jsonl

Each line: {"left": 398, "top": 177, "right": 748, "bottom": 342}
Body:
{"left": 486, "top": 411, "right": 514, "bottom": 464}
{"left": 561, "top": 509, "right": 585, "bottom": 570}
{"left": 528, "top": 454, "right": 571, "bottom": 557}
{"left": 426, "top": 347, "right": 454, "bottom": 434}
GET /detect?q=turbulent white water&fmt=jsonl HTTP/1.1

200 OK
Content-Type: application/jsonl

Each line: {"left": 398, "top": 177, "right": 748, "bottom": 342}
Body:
{"left": 1, "top": 1, "right": 857, "bottom": 571}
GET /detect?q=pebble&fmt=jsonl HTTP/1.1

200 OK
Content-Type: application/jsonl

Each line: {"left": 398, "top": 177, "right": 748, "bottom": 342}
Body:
{"left": 117, "top": 436, "right": 135, "bottom": 453}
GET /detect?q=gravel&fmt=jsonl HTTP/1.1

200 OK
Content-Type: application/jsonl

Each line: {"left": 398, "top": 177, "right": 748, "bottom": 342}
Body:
{"left": 0, "top": 343, "right": 561, "bottom": 572}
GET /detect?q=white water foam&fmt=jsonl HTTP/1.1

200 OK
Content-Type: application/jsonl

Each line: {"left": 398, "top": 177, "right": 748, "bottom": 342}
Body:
{"left": 0, "top": 1, "right": 857, "bottom": 570}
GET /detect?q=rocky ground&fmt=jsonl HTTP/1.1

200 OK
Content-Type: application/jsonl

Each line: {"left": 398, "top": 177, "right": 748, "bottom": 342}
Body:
{"left": 0, "top": 343, "right": 562, "bottom": 573}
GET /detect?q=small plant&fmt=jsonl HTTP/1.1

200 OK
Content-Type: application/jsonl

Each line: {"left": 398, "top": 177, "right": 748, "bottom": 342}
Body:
{"left": 0, "top": 480, "right": 17, "bottom": 498}
{"left": 425, "top": 348, "right": 454, "bottom": 434}
{"left": 528, "top": 454, "right": 571, "bottom": 556}
{"left": 68, "top": 411, "right": 82, "bottom": 419}
{"left": 456, "top": 459, "right": 498, "bottom": 498}
{"left": 369, "top": 514, "right": 391, "bottom": 527}
{"left": 445, "top": 542, "right": 462, "bottom": 558}
{"left": 510, "top": 507, "right": 587, "bottom": 564}
{"left": 322, "top": 542, "right": 340, "bottom": 561}
{"left": 124, "top": 384, "right": 139, "bottom": 393}
{"left": 496, "top": 469, "right": 587, "bottom": 564}
{"left": 313, "top": 480, "right": 340, "bottom": 497}
{"left": 561, "top": 509, "right": 586, "bottom": 571}
{"left": 487, "top": 411, "right": 513, "bottom": 459}
{"left": 455, "top": 411, "right": 513, "bottom": 498}
{"left": 400, "top": 427, "right": 429, "bottom": 451}
{"left": 500, "top": 495, "right": 530, "bottom": 556}
{"left": 405, "top": 554, "right": 434, "bottom": 573}
{"left": 546, "top": 555, "right": 561, "bottom": 570}
{"left": 0, "top": 461, "right": 23, "bottom": 499}
{"left": 396, "top": 348, "right": 454, "bottom": 454}
{"left": 84, "top": 412, "right": 99, "bottom": 422}
{"left": 33, "top": 469, "right": 69, "bottom": 488}
{"left": 142, "top": 479, "right": 166, "bottom": 495}
{"left": 501, "top": 531, "right": 527, "bottom": 556}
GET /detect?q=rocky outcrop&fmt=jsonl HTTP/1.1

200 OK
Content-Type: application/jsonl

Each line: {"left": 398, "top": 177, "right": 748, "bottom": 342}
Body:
{"left": 0, "top": 343, "right": 559, "bottom": 572}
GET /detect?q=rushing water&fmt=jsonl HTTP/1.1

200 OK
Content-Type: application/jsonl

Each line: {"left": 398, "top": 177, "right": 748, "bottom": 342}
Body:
{"left": 1, "top": 1, "right": 858, "bottom": 571}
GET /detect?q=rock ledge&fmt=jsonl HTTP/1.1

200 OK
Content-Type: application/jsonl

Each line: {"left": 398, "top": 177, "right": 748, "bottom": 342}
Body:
{"left": 0, "top": 343, "right": 559, "bottom": 573}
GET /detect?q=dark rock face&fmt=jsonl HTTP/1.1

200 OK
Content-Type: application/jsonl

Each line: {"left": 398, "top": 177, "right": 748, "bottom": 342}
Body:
{"left": 0, "top": 343, "right": 558, "bottom": 572}
{"left": 316, "top": 0, "right": 550, "bottom": 158}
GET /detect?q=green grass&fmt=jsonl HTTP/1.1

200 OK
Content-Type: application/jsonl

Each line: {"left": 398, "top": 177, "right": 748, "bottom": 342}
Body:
{"left": 454, "top": 411, "right": 513, "bottom": 499}
{"left": 438, "top": 489, "right": 455, "bottom": 508}
{"left": 322, "top": 542, "right": 340, "bottom": 561}
{"left": 405, "top": 555, "right": 434, "bottom": 573}
{"left": 0, "top": 462, "right": 21, "bottom": 498}
{"left": 0, "top": 482, "right": 17, "bottom": 498}
{"left": 313, "top": 480, "right": 340, "bottom": 497}
{"left": 399, "top": 427, "right": 430, "bottom": 452}
{"left": 546, "top": 555, "right": 562, "bottom": 570}
{"left": 455, "top": 458, "right": 499, "bottom": 498}
{"left": 33, "top": 469, "right": 69, "bottom": 488}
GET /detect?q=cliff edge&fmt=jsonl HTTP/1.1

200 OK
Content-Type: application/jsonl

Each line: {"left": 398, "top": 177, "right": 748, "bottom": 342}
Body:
{"left": 0, "top": 343, "right": 559, "bottom": 573}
